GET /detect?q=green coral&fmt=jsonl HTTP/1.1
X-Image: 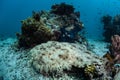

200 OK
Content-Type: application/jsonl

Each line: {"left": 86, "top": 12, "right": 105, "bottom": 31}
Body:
{"left": 84, "top": 64, "right": 104, "bottom": 79}
{"left": 84, "top": 64, "right": 96, "bottom": 75}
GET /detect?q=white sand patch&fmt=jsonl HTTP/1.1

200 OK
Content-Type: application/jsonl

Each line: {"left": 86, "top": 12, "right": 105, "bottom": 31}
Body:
{"left": 87, "top": 39, "right": 109, "bottom": 57}
{"left": 0, "top": 38, "right": 47, "bottom": 80}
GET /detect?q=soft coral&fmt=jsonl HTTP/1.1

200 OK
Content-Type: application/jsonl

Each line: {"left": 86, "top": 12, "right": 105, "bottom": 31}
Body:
{"left": 111, "top": 35, "right": 120, "bottom": 63}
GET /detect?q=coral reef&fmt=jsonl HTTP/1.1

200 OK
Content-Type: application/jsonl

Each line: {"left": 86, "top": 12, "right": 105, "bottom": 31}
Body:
{"left": 84, "top": 63, "right": 106, "bottom": 79}
{"left": 51, "top": 3, "right": 75, "bottom": 16}
{"left": 17, "top": 3, "right": 84, "bottom": 48}
{"left": 102, "top": 14, "right": 120, "bottom": 42}
{"left": 3, "top": 2, "right": 120, "bottom": 80}
{"left": 29, "top": 41, "right": 108, "bottom": 79}
{"left": 102, "top": 15, "right": 113, "bottom": 42}
{"left": 103, "top": 35, "right": 120, "bottom": 78}
{"left": 17, "top": 17, "right": 53, "bottom": 48}
{"left": 102, "top": 15, "right": 120, "bottom": 77}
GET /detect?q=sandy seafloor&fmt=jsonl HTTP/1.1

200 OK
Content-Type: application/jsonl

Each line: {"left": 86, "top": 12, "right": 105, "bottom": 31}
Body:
{"left": 0, "top": 37, "right": 109, "bottom": 80}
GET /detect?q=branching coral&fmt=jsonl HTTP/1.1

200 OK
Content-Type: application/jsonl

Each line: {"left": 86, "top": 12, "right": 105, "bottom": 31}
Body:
{"left": 51, "top": 3, "right": 75, "bottom": 16}
{"left": 32, "top": 11, "right": 41, "bottom": 21}
{"left": 17, "top": 3, "right": 84, "bottom": 49}
{"left": 102, "top": 15, "right": 120, "bottom": 42}
{"left": 50, "top": 3, "right": 84, "bottom": 43}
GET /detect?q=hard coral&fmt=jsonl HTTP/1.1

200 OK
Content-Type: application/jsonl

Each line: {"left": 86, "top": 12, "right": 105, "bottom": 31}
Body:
{"left": 17, "top": 17, "right": 53, "bottom": 48}
{"left": 102, "top": 14, "right": 120, "bottom": 42}
{"left": 102, "top": 15, "right": 112, "bottom": 26}
{"left": 32, "top": 11, "right": 41, "bottom": 21}
{"left": 85, "top": 64, "right": 96, "bottom": 75}
{"left": 102, "top": 15, "right": 113, "bottom": 42}
{"left": 84, "top": 63, "right": 106, "bottom": 79}
{"left": 113, "top": 15, "right": 120, "bottom": 25}
{"left": 17, "top": 3, "right": 84, "bottom": 49}
{"left": 51, "top": 3, "right": 75, "bottom": 16}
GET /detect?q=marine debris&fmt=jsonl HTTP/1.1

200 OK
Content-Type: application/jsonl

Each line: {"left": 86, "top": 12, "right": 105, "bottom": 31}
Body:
{"left": 17, "top": 3, "right": 84, "bottom": 48}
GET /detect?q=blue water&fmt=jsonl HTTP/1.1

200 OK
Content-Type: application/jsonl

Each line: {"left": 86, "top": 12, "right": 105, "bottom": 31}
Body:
{"left": 1, "top": 0, "right": 120, "bottom": 39}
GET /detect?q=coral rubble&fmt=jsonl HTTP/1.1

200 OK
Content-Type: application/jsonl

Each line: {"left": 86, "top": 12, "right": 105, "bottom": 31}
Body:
{"left": 17, "top": 3, "right": 84, "bottom": 48}
{"left": 29, "top": 41, "right": 108, "bottom": 79}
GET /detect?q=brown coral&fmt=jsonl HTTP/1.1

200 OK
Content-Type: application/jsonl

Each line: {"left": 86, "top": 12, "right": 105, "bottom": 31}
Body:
{"left": 17, "top": 17, "right": 53, "bottom": 48}
{"left": 17, "top": 3, "right": 84, "bottom": 49}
